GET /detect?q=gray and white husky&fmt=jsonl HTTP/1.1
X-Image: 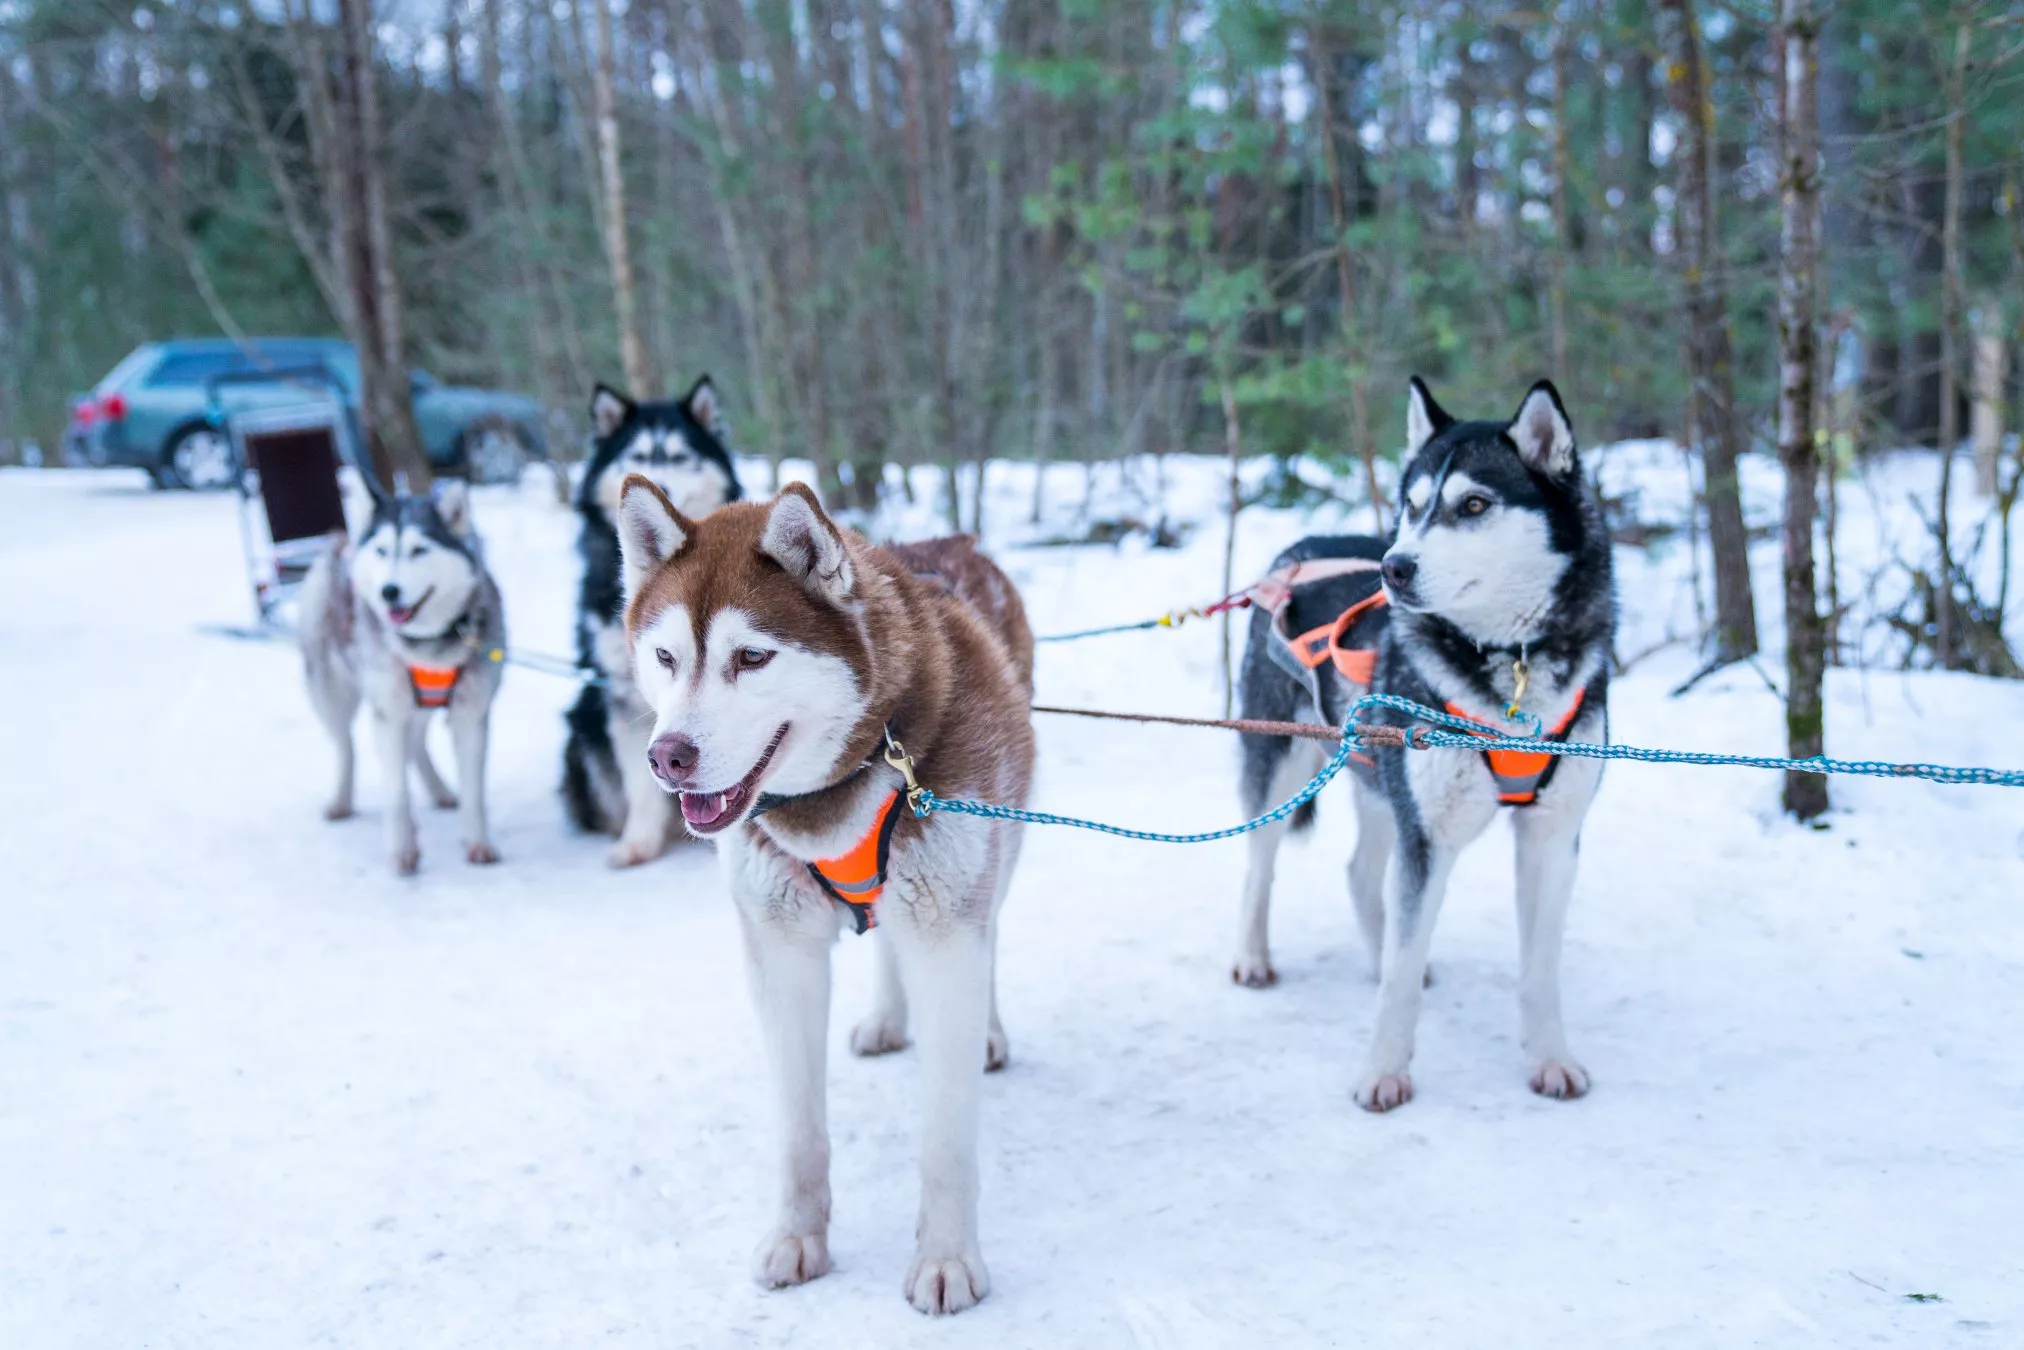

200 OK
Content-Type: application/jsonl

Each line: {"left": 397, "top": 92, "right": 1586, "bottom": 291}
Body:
{"left": 1233, "top": 379, "right": 1615, "bottom": 1111}
{"left": 299, "top": 481, "right": 506, "bottom": 875}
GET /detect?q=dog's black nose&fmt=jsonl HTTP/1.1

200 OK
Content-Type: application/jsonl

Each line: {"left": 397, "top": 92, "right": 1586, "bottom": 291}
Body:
{"left": 1382, "top": 554, "right": 1418, "bottom": 590}
{"left": 647, "top": 734, "right": 700, "bottom": 786}
{"left": 380, "top": 583, "right": 402, "bottom": 604}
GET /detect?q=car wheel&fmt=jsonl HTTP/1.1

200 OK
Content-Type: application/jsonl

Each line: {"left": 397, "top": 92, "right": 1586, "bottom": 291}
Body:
{"left": 166, "top": 425, "right": 237, "bottom": 491}
{"left": 461, "top": 421, "right": 529, "bottom": 486}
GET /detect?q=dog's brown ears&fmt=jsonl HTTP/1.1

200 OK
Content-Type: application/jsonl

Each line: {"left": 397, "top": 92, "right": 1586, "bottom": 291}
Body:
{"left": 1507, "top": 381, "right": 1576, "bottom": 477}
{"left": 760, "top": 482, "right": 854, "bottom": 608}
{"left": 617, "top": 474, "right": 692, "bottom": 603}
{"left": 1405, "top": 376, "right": 1454, "bottom": 456}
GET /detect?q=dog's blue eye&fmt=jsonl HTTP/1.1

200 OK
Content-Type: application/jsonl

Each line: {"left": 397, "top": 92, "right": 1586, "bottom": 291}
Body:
{"left": 655, "top": 648, "right": 675, "bottom": 671}
{"left": 736, "top": 647, "right": 774, "bottom": 672}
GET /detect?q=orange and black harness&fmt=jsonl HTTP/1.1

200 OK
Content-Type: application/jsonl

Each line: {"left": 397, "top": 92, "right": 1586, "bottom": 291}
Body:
{"left": 749, "top": 726, "right": 922, "bottom": 936}
{"left": 405, "top": 663, "right": 463, "bottom": 709}
{"left": 1259, "top": 560, "right": 1585, "bottom": 807}
{"left": 807, "top": 787, "right": 906, "bottom": 935}
{"left": 387, "top": 610, "right": 487, "bottom": 711}
{"left": 1440, "top": 685, "right": 1587, "bottom": 805}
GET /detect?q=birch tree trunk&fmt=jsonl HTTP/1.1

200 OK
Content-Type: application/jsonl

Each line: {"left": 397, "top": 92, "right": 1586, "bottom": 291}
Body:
{"left": 1926, "top": 22, "right": 1975, "bottom": 680}
{"left": 1972, "top": 305, "right": 2006, "bottom": 499}
{"left": 591, "top": 0, "right": 648, "bottom": 395}
{"left": 1219, "top": 366, "right": 1244, "bottom": 718}
{"left": 1776, "top": 0, "right": 1827, "bottom": 821}
{"left": 1660, "top": 0, "right": 1757, "bottom": 664}
{"left": 0, "top": 70, "right": 27, "bottom": 458}
{"left": 302, "top": 0, "right": 429, "bottom": 492}
{"left": 1933, "top": 20, "right": 1969, "bottom": 667}
{"left": 478, "top": 0, "right": 566, "bottom": 420}
{"left": 1311, "top": 18, "right": 1385, "bottom": 532}
{"left": 1549, "top": 22, "right": 1571, "bottom": 389}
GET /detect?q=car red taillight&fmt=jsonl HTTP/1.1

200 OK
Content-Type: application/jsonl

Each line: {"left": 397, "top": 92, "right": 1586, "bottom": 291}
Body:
{"left": 71, "top": 402, "right": 97, "bottom": 427}
{"left": 97, "top": 392, "right": 128, "bottom": 421}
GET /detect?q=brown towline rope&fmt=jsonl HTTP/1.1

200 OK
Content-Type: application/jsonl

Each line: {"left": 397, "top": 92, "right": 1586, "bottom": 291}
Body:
{"left": 1028, "top": 703, "right": 1414, "bottom": 749}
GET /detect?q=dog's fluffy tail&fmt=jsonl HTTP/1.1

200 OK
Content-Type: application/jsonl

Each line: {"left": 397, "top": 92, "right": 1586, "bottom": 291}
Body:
{"left": 561, "top": 684, "right": 623, "bottom": 834}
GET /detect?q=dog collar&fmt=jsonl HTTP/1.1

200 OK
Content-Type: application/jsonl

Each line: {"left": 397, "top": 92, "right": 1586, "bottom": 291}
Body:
{"left": 748, "top": 715, "right": 904, "bottom": 819}
{"left": 749, "top": 761, "right": 868, "bottom": 820}
{"left": 746, "top": 721, "right": 911, "bottom": 935}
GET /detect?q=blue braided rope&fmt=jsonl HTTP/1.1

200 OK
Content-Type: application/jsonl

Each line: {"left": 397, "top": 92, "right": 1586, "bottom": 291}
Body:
{"left": 1035, "top": 616, "right": 1174, "bottom": 643}
{"left": 907, "top": 693, "right": 2024, "bottom": 838}
{"left": 1346, "top": 691, "right": 2024, "bottom": 788}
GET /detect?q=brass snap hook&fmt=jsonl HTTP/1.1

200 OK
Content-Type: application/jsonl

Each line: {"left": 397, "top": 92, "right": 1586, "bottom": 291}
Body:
{"left": 882, "top": 728, "right": 928, "bottom": 814}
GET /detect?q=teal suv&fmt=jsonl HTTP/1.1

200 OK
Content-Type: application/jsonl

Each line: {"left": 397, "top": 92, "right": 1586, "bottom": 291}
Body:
{"left": 63, "top": 338, "right": 549, "bottom": 489}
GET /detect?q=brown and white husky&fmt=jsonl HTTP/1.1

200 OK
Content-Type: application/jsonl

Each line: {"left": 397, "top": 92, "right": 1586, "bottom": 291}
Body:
{"left": 614, "top": 476, "right": 1035, "bottom": 1315}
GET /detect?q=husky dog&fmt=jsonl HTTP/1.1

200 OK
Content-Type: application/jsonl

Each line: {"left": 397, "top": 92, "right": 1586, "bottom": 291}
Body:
{"left": 299, "top": 482, "right": 506, "bottom": 875}
{"left": 561, "top": 378, "right": 742, "bottom": 866}
{"left": 1233, "top": 379, "right": 1614, "bottom": 1112}
{"left": 615, "top": 476, "right": 1034, "bottom": 1315}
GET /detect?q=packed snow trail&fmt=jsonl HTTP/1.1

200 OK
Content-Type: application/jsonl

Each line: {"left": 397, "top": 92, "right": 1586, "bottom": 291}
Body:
{"left": 2, "top": 456, "right": 2020, "bottom": 1348}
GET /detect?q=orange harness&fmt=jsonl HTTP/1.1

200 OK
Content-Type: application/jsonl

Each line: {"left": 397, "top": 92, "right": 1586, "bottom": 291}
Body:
{"left": 1442, "top": 689, "right": 1587, "bottom": 805}
{"left": 1274, "top": 587, "right": 1389, "bottom": 769}
{"left": 406, "top": 663, "right": 463, "bottom": 709}
{"left": 1281, "top": 588, "right": 1389, "bottom": 689}
{"left": 1266, "top": 568, "right": 1587, "bottom": 804}
{"left": 808, "top": 788, "right": 904, "bottom": 935}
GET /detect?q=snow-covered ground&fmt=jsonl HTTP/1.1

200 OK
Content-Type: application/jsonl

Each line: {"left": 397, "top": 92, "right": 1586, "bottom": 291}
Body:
{"left": 3, "top": 445, "right": 2022, "bottom": 1348}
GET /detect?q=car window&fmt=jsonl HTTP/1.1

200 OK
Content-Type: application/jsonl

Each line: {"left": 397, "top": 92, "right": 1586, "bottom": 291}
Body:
{"left": 321, "top": 349, "right": 361, "bottom": 394}
{"left": 146, "top": 350, "right": 255, "bottom": 387}
{"left": 97, "top": 346, "right": 161, "bottom": 394}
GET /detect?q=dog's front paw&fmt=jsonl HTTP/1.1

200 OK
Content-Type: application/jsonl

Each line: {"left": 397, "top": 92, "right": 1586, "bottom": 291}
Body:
{"left": 1230, "top": 952, "right": 1278, "bottom": 988}
{"left": 985, "top": 1026, "right": 1009, "bottom": 1073}
{"left": 323, "top": 800, "right": 354, "bottom": 822}
{"left": 849, "top": 1015, "right": 909, "bottom": 1058}
{"left": 1529, "top": 1058, "right": 1590, "bottom": 1101}
{"left": 607, "top": 835, "right": 663, "bottom": 869}
{"left": 905, "top": 1250, "right": 989, "bottom": 1316}
{"left": 466, "top": 841, "right": 500, "bottom": 866}
{"left": 1354, "top": 1069, "right": 1414, "bottom": 1113}
{"left": 393, "top": 845, "right": 421, "bottom": 876}
{"left": 752, "top": 1231, "right": 830, "bottom": 1289}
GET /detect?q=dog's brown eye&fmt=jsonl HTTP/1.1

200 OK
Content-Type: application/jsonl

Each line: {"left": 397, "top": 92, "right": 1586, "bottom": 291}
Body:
{"left": 1461, "top": 495, "right": 1490, "bottom": 516}
{"left": 655, "top": 648, "right": 675, "bottom": 671}
{"left": 736, "top": 647, "right": 774, "bottom": 672}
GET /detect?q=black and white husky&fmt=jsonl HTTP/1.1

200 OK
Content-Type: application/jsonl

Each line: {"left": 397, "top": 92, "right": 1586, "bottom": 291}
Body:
{"left": 298, "top": 482, "right": 506, "bottom": 875}
{"left": 560, "top": 379, "right": 742, "bottom": 866}
{"left": 1233, "top": 378, "right": 1614, "bottom": 1111}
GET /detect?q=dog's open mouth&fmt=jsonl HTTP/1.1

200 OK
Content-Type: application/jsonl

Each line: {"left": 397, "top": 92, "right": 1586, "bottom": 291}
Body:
{"left": 679, "top": 725, "right": 788, "bottom": 835}
{"left": 385, "top": 587, "right": 434, "bottom": 628}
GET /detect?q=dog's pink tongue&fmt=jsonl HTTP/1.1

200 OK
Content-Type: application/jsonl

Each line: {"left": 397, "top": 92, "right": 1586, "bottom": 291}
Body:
{"left": 680, "top": 783, "right": 745, "bottom": 828}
